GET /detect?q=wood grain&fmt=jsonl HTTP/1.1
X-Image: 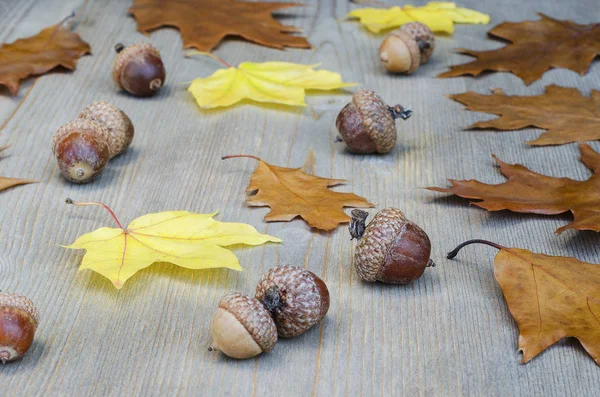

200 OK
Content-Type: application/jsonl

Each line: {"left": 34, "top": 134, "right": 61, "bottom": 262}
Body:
{"left": 1, "top": 0, "right": 600, "bottom": 395}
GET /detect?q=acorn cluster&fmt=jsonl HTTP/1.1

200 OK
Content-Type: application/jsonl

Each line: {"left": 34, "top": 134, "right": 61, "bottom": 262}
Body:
{"left": 52, "top": 101, "right": 134, "bottom": 183}
{"left": 211, "top": 265, "right": 330, "bottom": 359}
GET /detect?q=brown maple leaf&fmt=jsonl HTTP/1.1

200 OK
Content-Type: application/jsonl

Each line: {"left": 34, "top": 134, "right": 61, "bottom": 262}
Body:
{"left": 129, "top": 0, "right": 310, "bottom": 52}
{"left": 448, "top": 240, "right": 600, "bottom": 365}
{"left": 428, "top": 144, "right": 600, "bottom": 234}
{"left": 439, "top": 14, "right": 600, "bottom": 85}
{"left": 222, "top": 152, "right": 374, "bottom": 231}
{"left": 0, "top": 24, "right": 91, "bottom": 95}
{"left": 0, "top": 138, "right": 37, "bottom": 192}
{"left": 450, "top": 85, "right": 600, "bottom": 146}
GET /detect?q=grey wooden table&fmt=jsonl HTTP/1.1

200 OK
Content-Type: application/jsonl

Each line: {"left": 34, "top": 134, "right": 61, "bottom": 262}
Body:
{"left": 1, "top": 0, "right": 599, "bottom": 395}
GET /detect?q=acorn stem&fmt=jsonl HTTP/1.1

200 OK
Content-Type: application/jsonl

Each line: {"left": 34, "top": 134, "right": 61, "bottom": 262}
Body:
{"left": 115, "top": 43, "right": 125, "bottom": 53}
{"left": 260, "top": 286, "right": 282, "bottom": 312}
{"left": 389, "top": 105, "right": 412, "bottom": 120}
{"left": 65, "top": 198, "right": 124, "bottom": 230}
{"left": 221, "top": 154, "right": 262, "bottom": 162}
{"left": 447, "top": 239, "right": 506, "bottom": 259}
{"left": 185, "top": 50, "right": 232, "bottom": 68}
{"left": 349, "top": 209, "right": 369, "bottom": 240}
{"left": 427, "top": 258, "right": 436, "bottom": 267}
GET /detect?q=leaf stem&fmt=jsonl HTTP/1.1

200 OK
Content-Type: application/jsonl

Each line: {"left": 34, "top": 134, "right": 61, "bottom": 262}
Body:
{"left": 185, "top": 50, "right": 232, "bottom": 68}
{"left": 447, "top": 239, "right": 506, "bottom": 259}
{"left": 221, "top": 154, "right": 262, "bottom": 161}
{"left": 65, "top": 198, "right": 124, "bottom": 230}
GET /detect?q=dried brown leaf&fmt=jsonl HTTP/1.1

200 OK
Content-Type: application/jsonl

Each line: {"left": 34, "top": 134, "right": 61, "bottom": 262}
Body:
{"left": 429, "top": 144, "right": 600, "bottom": 234}
{"left": 223, "top": 153, "right": 374, "bottom": 231}
{"left": 450, "top": 85, "right": 600, "bottom": 146}
{"left": 0, "top": 24, "right": 91, "bottom": 95}
{"left": 439, "top": 14, "right": 600, "bottom": 85}
{"left": 129, "top": 0, "right": 310, "bottom": 52}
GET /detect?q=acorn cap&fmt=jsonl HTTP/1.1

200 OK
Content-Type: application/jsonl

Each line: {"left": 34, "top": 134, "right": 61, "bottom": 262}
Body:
{"left": 78, "top": 101, "right": 134, "bottom": 158}
{"left": 215, "top": 293, "right": 277, "bottom": 356}
{"left": 255, "top": 265, "right": 330, "bottom": 338}
{"left": 352, "top": 89, "right": 397, "bottom": 153}
{"left": 354, "top": 208, "right": 431, "bottom": 283}
{"left": 400, "top": 22, "right": 435, "bottom": 64}
{"left": 379, "top": 30, "right": 420, "bottom": 74}
{"left": 0, "top": 293, "right": 39, "bottom": 327}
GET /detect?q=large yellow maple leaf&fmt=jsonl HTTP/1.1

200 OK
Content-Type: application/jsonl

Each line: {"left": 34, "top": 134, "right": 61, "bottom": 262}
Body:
{"left": 63, "top": 200, "right": 281, "bottom": 289}
{"left": 346, "top": 2, "right": 490, "bottom": 34}
{"left": 188, "top": 53, "right": 355, "bottom": 108}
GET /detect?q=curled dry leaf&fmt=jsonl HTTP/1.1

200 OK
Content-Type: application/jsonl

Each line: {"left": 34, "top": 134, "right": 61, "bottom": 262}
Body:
{"left": 428, "top": 144, "right": 600, "bottom": 234}
{"left": 346, "top": 1, "right": 490, "bottom": 34}
{"left": 448, "top": 240, "right": 600, "bottom": 365}
{"left": 222, "top": 153, "right": 374, "bottom": 231}
{"left": 0, "top": 136, "right": 37, "bottom": 193}
{"left": 0, "top": 24, "right": 91, "bottom": 95}
{"left": 450, "top": 85, "right": 600, "bottom": 146}
{"left": 188, "top": 53, "right": 355, "bottom": 108}
{"left": 439, "top": 14, "right": 600, "bottom": 85}
{"left": 63, "top": 199, "right": 281, "bottom": 289}
{"left": 129, "top": 0, "right": 310, "bottom": 52}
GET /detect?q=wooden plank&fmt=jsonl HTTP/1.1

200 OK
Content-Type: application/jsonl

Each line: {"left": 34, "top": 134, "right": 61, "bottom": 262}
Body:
{"left": 1, "top": 0, "right": 600, "bottom": 395}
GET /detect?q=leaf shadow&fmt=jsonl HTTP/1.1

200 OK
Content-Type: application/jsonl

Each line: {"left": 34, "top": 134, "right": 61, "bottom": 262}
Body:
{"left": 80, "top": 261, "right": 238, "bottom": 294}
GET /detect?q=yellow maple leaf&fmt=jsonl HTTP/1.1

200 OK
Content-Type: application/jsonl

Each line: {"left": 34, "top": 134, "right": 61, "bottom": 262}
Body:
{"left": 62, "top": 199, "right": 281, "bottom": 289}
{"left": 346, "top": 2, "right": 490, "bottom": 34}
{"left": 187, "top": 52, "right": 355, "bottom": 108}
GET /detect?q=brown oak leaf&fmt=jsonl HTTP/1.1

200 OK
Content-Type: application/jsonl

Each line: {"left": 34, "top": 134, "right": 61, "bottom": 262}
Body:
{"left": 450, "top": 85, "right": 600, "bottom": 146}
{"left": 223, "top": 152, "right": 374, "bottom": 231}
{"left": 428, "top": 144, "right": 600, "bottom": 234}
{"left": 439, "top": 14, "right": 600, "bottom": 85}
{"left": 448, "top": 240, "right": 600, "bottom": 365}
{"left": 129, "top": 0, "right": 310, "bottom": 52}
{"left": 0, "top": 138, "right": 37, "bottom": 192}
{"left": 0, "top": 24, "right": 91, "bottom": 95}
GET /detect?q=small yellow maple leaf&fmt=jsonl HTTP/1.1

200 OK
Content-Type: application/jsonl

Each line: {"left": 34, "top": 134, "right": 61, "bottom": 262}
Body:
{"left": 187, "top": 52, "right": 355, "bottom": 108}
{"left": 346, "top": 2, "right": 490, "bottom": 34}
{"left": 62, "top": 199, "right": 281, "bottom": 289}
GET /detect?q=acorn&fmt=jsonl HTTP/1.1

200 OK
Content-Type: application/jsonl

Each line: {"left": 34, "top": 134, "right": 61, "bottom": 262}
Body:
{"left": 379, "top": 22, "right": 435, "bottom": 74}
{"left": 211, "top": 293, "right": 277, "bottom": 359}
{"left": 0, "top": 292, "right": 39, "bottom": 363}
{"left": 335, "top": 89, "right": 411, "bottom": 154}
{"left": 52, "top": 118, "right": 111, "bottom": 183}
{"left": 113, "top": 43, "right": 166, "bottom": 97}
{"left": 349, "top": 208, "right": 434, "bottom": 284}
{"left": 255, "top": 265, "right": 330, "bottom": 338}
{"left": 78, "top": 101, "right": 134, "bottom": 158}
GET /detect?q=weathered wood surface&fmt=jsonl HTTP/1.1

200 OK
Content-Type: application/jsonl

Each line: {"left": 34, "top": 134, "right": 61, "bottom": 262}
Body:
{"left": 1, "top": 0, "right": 599, "bottom": 395}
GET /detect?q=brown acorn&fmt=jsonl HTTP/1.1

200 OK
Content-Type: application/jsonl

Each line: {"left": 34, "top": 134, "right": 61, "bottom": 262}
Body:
{"left": 52, "top": 119, "right": 111, "bottom": 183}
{"left": 77, "top": 101, "right": 134, "bottom": 158}
{"left": 255, "top": 265, "right": 330, "bottom": 338}
{"left": 335, "top": 89, "right": 411, "bottom": 154}
{"left": 0, "top": 292, "right": 39, "bottom": 363}
{"left": 211, "top": 293, "right": 277, "bottom": 359}
{"left": 349, "top": 208, "right": 434, "bottom": 284}
{"left": 379, "top": 22, "right": 436, "bottom": 74}
{"left": 113, "top": 43, "right": 166, "bottom": 97}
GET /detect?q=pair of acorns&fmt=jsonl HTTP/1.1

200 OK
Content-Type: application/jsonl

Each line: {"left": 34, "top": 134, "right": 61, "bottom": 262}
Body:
{"left": 335, "top": 22, "right": 435, "bottom": 155}
{"left": 211, "top": 265, "right": 330, "bottom": 359}
{"left": 52, "top": 102, "right": 134, "bottom": 183}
